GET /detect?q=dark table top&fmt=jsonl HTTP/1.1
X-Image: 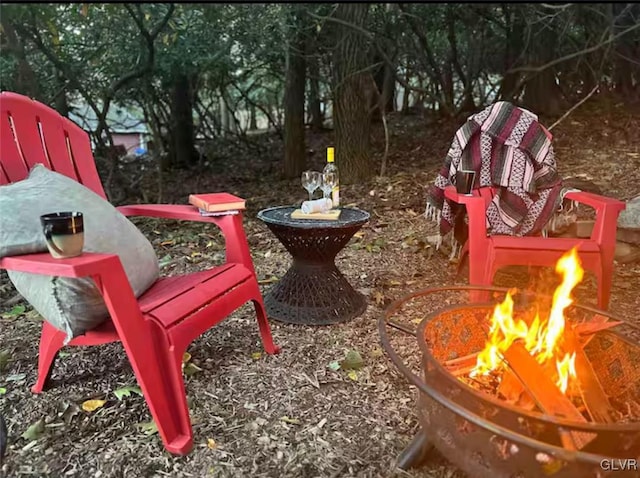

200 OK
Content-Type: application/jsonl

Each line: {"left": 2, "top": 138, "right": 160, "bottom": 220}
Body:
{"left": 257, "top": 206, "right": 370, "bottom": 230}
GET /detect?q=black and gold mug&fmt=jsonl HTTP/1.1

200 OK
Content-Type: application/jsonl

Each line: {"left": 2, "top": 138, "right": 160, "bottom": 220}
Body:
{"left": 40, "top": 212, "right": 84, "bottom": 259}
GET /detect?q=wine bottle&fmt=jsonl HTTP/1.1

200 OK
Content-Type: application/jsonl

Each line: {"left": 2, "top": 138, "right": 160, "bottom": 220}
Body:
{"left": 323, "top": 147, "right": 340, "bottom": 207}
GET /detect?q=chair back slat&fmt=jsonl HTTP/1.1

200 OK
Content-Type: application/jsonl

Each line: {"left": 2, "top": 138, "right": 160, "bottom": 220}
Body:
{"left": 0, "top": 105, "right": 31, "bottom": 184}
{"left": 3, "top": 98, "right": 52, "bottom": 172}
{"left": 63, "top": 116, "right": 107, "bottom": 198}
{"left": 0, "top": 160, "right": 10, "bottom": 186}
{"left": 0, "top": 92, "right": 107, "bottom": 198}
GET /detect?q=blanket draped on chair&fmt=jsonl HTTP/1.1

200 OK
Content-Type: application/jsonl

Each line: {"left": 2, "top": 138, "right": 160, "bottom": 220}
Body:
{"left": 425, "top": 102, "right": 563, "bottom": 248}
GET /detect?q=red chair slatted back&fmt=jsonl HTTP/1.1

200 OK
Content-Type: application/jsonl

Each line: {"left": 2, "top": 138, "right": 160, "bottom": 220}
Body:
{"left": 0, "top": 92, "right": 107, "bottom": 198}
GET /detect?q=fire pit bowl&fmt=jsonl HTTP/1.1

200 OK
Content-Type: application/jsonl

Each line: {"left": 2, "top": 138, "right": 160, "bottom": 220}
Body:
{"left": 379, "top": 286, "right": 640, "bottom": 478}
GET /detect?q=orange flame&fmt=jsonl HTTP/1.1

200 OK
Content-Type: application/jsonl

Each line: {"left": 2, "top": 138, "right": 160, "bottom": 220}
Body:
{"left": 470, "top": 248, "right": 583, "bottom": 394}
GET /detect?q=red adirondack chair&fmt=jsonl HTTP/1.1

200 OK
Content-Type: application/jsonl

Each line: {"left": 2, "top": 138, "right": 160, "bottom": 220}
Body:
{"left": 0, "top": 91, "right": 280, "bottom": 455}
{"left": 445, "top": 185, "right": 625, "bottom": 309}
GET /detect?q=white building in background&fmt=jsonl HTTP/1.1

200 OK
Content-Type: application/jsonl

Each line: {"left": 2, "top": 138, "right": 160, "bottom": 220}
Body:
{"left": 68, "top": 102, "right": 150, "bottom": 155}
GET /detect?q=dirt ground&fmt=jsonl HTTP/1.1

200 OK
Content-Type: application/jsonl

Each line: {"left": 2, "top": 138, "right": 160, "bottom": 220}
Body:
{"left": 1, "top": 101, "right": 639, "bottom": 478}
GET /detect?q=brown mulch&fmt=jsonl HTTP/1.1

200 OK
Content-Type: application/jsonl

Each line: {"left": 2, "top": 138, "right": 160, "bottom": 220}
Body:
{"left": 1, "top": 102, "right": 639, "bottom": 478}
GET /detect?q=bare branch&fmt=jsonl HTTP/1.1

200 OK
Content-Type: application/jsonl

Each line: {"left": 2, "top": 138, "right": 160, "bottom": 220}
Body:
{"left": 548, "top": 84, "right": 599, "bottom": 131}
{"left": 508, "top": 22, "right": 640, "bottom": 74}
{"left": 307, "top": 9, "right": 437, "bottom": 99}
{"left": 110, "top": 4, "right": 175, "bottom": 96}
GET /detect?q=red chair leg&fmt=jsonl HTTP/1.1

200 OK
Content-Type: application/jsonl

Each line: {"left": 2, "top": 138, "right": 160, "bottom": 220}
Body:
{"left": 32, "top": 321, "right": 66, "bottom": 393}
{"left": 597, "top": 265, "right": 612, "bottom": 310}
{"left": 468, "top": 253, "right": 492, "bottom": 303}
{"left": 132, "top": 322, "right": 194, "bottom": 455}
{"left": 251, "top": 289, "right": 280, "bottom": 355}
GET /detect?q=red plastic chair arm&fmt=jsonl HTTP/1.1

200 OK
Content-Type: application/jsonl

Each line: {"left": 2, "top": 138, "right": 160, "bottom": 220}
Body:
{"left": 564, "top": 190, "right": 626, "bottom": 212}
{"left": 563, "top": 191, "right": 626, "bottom": 244}
{"left": 0, "top": 252, "right": 121, "bottom": 278}
{"left": 117, "top": 204, "right": 241, "bottom": 221}
{"left": 444, "top": 186, "right": 488, "bottom": 238}
{"left": 117, "top": 204, "right": 255, "bottom": 274}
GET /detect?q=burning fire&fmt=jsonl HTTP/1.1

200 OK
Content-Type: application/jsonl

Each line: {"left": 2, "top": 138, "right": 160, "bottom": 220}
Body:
{"left": 470, "top": 247, "right": 584, "bottom": 394}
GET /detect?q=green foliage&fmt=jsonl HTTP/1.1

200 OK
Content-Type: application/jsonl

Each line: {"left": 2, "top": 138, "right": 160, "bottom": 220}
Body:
{"left": 0, "top": 2, "right": 637, "bottom": 169}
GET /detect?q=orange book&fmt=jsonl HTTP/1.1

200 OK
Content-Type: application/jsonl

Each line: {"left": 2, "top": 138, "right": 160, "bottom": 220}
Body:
{"left": 188, "top": 193, "right": 246, "bottom": 212}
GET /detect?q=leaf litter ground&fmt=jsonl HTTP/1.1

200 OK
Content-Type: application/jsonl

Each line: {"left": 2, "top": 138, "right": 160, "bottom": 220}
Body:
{"left": 1, "top": 103, "right": 639, "bottom": 478}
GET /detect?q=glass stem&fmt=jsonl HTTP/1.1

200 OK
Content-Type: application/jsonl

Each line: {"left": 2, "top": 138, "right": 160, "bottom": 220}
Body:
{"left": 308, "top": 191, "right": 314, "bottom": 201}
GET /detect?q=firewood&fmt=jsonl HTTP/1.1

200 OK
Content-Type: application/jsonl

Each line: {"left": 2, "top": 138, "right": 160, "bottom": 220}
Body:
{"left": 501, "top": 341, "right": 595, "bottom": 450}
{"left": 444, "top": 353, "right": 478, "bottom": 376}
{"left": 573, "top": 312, "right": 621, "bottom": 336}
{"left": 497, "top": 368, "right": 524, "bottom": 402}
{"left": 563, "top": 326, "right": 614, "bottom": 423}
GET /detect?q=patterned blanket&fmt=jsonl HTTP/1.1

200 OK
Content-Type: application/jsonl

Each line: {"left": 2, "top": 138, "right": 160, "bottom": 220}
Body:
{"left": 426, "top": 102, "right": 563, "bottom": 248}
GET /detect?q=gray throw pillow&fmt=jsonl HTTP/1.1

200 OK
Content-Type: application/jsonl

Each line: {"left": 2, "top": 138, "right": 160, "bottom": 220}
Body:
{"left": 0, "top": 164, "right": 159, "bottom": 342}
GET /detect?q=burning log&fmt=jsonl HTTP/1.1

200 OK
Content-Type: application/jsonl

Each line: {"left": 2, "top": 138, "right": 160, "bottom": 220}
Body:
{"left": 497, "top": 367, "right": 524, "bottom": 402}
{"left": 563, "top": 326, "right": 614, "bottom": 423}
{"left": 501, "top": 341, "right": 595, "bottom": 450}
{"left": 444, "top": 353, "right": 477, "bottom": 376}
{"left": 446, "top": 318, "right": 620, "bottom": 378}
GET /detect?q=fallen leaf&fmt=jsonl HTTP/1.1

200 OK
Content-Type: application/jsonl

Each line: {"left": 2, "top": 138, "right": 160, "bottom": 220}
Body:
{"left": 114, "top": 385, "right": 143, "bottom": 400}
{"left": 251, "top": 352, "right": 262, "bottom": 360}
{"left": 280, "top": 416, "right": 300, "bottom": 425}
{"left": 373, "top": 290, "right": 385, "bottom": 305}
{"left": 182, "top": 352, "right": 192, "bottom": 363}
{"left": 5, "top": 373, "right": 26, "bottom": 382}
{"left": 341, "top": 350, "right": 364, "bottom": 370}
{"left": 542, "top": 458, "right": 563, "bottom": 475}
{"left": 0, "top": 350, "right": 10, "bottom": 372}
{"left": 183, "top": 362, "right": 202, "bottom": 377}
{"left": 207, "top": 438, "right": 217, "bottom": 449}
{"left": 59, "top": 402, "right": 81, "bottom": 424}
{"left": 158, "top": 254, "right": 173, "bottom": 268}
{"left": 22, "top": 418, "right": 45, "bottom": 440}
{"left": 82, "top": 399, "right": 106, "bottom": 412}
{"left": 139, "top": 420, "right": 158, "bottom": 435}
{"left": 258, "top": 276, "right": 279, "bottom": 285}
{"left": 0, "top": 387, "right": 6, "bottom": 395}
{"left": 327, "top": 360, "right": 341, "bottom": 371}
{"left": 2, "top": 305, "right": 25, "bottom": 318}
{"left": 347, "top": 370, "right": 358, "bottom": 381}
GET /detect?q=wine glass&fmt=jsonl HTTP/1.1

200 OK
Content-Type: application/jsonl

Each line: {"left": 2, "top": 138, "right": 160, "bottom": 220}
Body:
{"left": 321, "top": 171, "right": 338, "bottom": 203}
{"left": 301, "top": 171, "right": 321, "bottom": 201}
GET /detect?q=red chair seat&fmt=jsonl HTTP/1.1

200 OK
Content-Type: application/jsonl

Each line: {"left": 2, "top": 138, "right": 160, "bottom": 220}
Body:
{"left": 491, "top": 236, "right": 601, "bottom": 253}
{"left": 139, "top": 264, "right": 252, "bottom": 327}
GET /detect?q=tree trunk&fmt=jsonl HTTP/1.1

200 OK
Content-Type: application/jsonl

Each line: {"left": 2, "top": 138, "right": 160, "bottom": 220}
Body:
{"left": 53, "top": 69, "right": 69, "bottom": 116}
{"left": 382, "top": 63, "right": 396, "bottom": 113}
{"left": 219, "top": 90, "right": 228, "bottom": 137}
{"left": 333, "top": 4, "right": 373, "bottom": 184}
{"left": 1, "top": 18, "right": 41, "bottom": 100}
{"left": 308, "top": 55, "right": 324, "bottom": 131}
{"left": 522, "top": 20, "right": 564, "bottom": 115}
{"left": 612, "top": 3, "right": 639, "bottom": 99}
{"left": 249, "top": 104, "right": 258, "bottom": 130}
{"left": 170, "top": 71, "right": 197, "bottom": 168}
{"left": 371, "top": 54, "right": 396, "bottom": 121}
{"left": 283, "top": 7, "right": 307, "bottom": 178}
{"left": 401, "top": 66, "right": 411, "bottom": 113}
{"left": 499, "top": 5, "right": 525, "bottom": 102}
